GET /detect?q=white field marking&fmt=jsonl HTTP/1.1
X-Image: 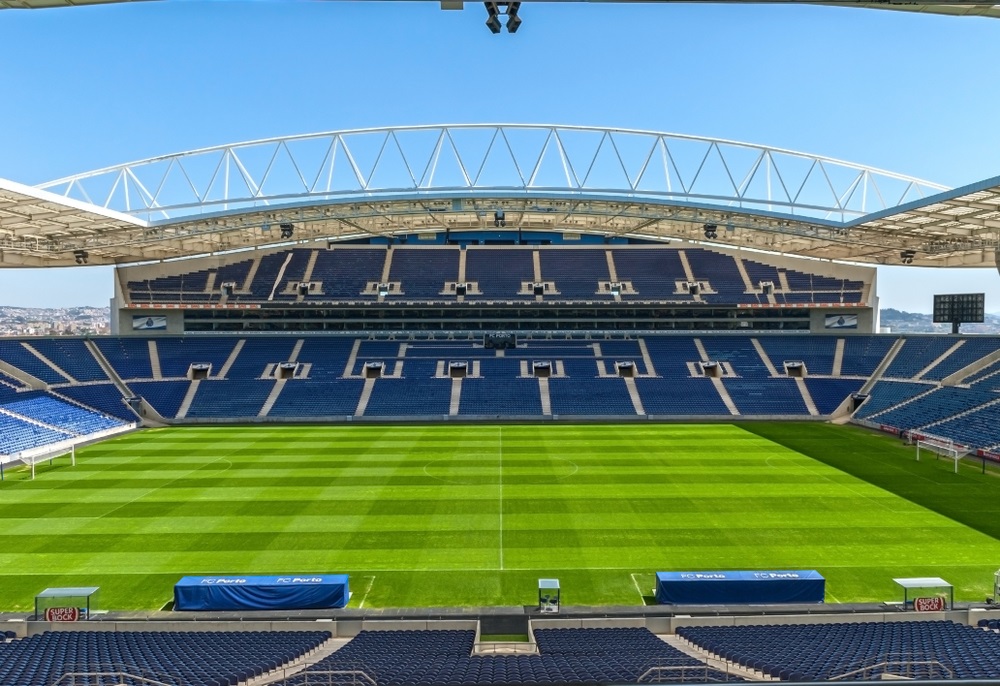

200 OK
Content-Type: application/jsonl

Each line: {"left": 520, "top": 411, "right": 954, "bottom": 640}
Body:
{"left": 630, "top": 573, "right": 650, "bottom": 605}
{"left": 358, "top": 575, "right": 376, "bottom": 608}
{"left": 97, "top": 452, "right": 241, "bottom": 520}
{"left": 498, "top": 426, "right": 504, "bottom": 571}
{"left": 764, "top": 452, "right": 908, "bottom": 514}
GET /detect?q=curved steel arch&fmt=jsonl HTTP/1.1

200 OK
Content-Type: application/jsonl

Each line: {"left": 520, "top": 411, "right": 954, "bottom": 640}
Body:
{"left": 38, "top": 124, "right": 947, "bottom": 225}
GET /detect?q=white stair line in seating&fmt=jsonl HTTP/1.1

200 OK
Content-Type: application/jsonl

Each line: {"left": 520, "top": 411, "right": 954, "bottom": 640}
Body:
{"left": 623, "top": 377, "right": 646, "bottom": 415}
{"left": 258, "top": 379, "right": 287, "bottom": 418}
{"left": 148, "top": 340, "right": 162, "bottom": 380}
{"left": 832, "top": 338, "right": 845, "bottom": 377}
{"left": 268, "top": 252, "right": 293, "bottom": 302}
{"left": 175, "top": 380, "right": 200, "bottom": 419}
{"left": 355, "top": 378, "right": 376, "bottom": 416}
{"left": 857, "top": 338, "right": 905, "bottom": 395}
{"left": 538, "top": 376, "right": 551, "bottom": 416}
{"left": 795, "top": 376, "right": 820, "bottom": 416}
{"left": 915, "top": 340, "right": 965, "bottom": 381}
{"left": 217, "top": 339, "right": 246, "bottom": 379}
{"left": 865, "top": 384, "right": 939, "bottom": 420}
{"left": 21, "top": 342, "right": 75, "bottom": 383}
{"left": 751, "top": 338, "right": 781, "bottom": 378}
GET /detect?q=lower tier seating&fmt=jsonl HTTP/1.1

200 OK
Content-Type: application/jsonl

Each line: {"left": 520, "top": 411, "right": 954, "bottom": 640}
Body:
{"left": 294, "top": 628, "right": 736, "bottom": 686}
{"left": 678, "top": 620, "right": 1000, "bottom": 680}
{"left": 0, "top": 630, "right": 330, "bottom": 686}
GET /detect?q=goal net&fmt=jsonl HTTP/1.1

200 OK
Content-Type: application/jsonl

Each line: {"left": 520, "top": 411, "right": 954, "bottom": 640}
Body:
{"left": 915, "top": 435, "right": 971, "bottom": 473}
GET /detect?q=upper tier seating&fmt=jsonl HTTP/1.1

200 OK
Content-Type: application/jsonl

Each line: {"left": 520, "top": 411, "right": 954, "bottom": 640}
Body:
{"left": 678, "top": 621, "right": 1000, "bottom": 680}
{"left": 295, "top": 628, "right": 733, "bottom": 686}
{"left": 685, "top": 250, "right": 754, "bottom": 304}
{"left": 390, "top": 248, "right": 460, "bottom": 297}
{"left": 614, "top": 248, "right": 688, "bottom": 300}
{"left": 127, "top": 245, "right": 870, "bottom": 306}
{"left": 307, "top": 248, "right": 386, "bottom": 299}
{"left": 0, "top": 630, "right": 330, "bottom": 686}
{"left": 538, "top": 248, "right": 609, "bottom": 298}
{"left": 464, "top": 248, "right": 535, "bottom": 300}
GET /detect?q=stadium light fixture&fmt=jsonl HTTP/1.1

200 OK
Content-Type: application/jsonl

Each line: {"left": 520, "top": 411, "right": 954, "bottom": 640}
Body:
{"left": 900, "top": 250, "right": 916, "bottom": 264}
{"left": 506, "top": 2, "right": 521, "bottom": 32}
{"left": 494, "top": 209, "right": 506, "bottom": 228}
{"left": 73, "top": 250, "right": 88, "bottom": 265}
{"left": 485, "top": 2, "right": 501, "bottom": 33}
{"left": 279, "top": 223, "right": 295, "bottom": 239}
{"left": 703, "top": 223, "right": 718, "bottom": 240}
{"left": 485, "top": 1, "right": 520, "bottom": 33}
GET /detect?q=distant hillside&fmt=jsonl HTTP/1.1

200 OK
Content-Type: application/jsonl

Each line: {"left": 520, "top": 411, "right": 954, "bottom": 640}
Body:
{"left": 880, "top": 308, "right": 1000, "bottom": 334}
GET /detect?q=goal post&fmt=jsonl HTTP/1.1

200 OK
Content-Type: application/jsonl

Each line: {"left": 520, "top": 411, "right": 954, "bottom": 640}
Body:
{"left": 915, "top": 436, "right": 970, "bottom": 474}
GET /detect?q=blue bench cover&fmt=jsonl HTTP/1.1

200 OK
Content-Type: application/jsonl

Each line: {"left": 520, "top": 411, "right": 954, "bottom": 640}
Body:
{"left": 174, "top": 574, "right": 349, "bottom": 611}
{"left": 655, "top": 570, "right": 824, "bottom": 605}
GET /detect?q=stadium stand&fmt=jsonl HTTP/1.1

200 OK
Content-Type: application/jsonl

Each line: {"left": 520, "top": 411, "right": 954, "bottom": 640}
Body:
{"left": 0, "top": 413, "right": 72, "bottom": 455}
{"left": 677, "top": 620, "right": 1000, "bottom": 680}
{"left": 464, "top": 248, "right": 535, "bottom": 300}
{"left": 52, "top": 384, "right": 133, "bottom": 422}
{"left": 1, "top": 333, "right": 1000, "bottom": 448}
{"left": 124, "top": 245, "right": 874, "bottom": 307}
{"left": 0, "top": 630, "right": 330, "bottom": 686}
{"left": 295, "top": 628, "right": 734, "bottom": 686}
{"left": 26, "top": 339, "right": 107, "bottom": 382}
{"left": 0, "top": 341, "right": 69, "bottom": 384}
{"left": 1, "top": 396, "right": 124, "bottom": 435}
{"left": 95, "top": 339, "right": 153, "bottom": 380}
{"left": 125, "top": 381, "right": 191, "bottom": 419}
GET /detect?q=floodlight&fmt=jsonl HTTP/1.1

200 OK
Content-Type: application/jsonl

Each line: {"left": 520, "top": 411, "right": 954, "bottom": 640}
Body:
{"left": 494, "top": 209, "right": 506, "bottom": 228}
{"left": 900, "top": 250, "right": 916, "bottom": 264}
{"left": 484, "top": 1, "right": 501, "bottom": 32}
{"left": 73, "top": 250, "right": 89, "bottom": 265}
{"left": 703, "top": 223, "right": 718, "bottom": 240}
{"left": 279, "top": 222, "right": 295, "bottom": 239}
{"left": 506, "top": 2, "right": 521, "bottom": 32}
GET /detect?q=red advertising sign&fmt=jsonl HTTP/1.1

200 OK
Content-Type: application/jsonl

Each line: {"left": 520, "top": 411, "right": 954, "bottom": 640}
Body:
{"left": 913, "top": 596, "right": 946, "bottom": 612}
{"left": 43, "top": 607, "right": 80, "bottom": 622}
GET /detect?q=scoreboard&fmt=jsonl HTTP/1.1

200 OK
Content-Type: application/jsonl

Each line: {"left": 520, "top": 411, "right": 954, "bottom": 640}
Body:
{"left": 933, "top": 293, "right": 985, "bottom": 325}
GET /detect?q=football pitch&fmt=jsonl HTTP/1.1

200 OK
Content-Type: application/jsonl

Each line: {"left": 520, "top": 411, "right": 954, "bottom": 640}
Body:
{"left": 3, "top": 422, "right": 1000, "bottom": 612}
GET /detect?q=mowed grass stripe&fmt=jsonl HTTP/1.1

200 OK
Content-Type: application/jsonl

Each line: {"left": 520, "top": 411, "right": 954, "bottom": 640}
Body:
{"left": 3, "top": 423, "right": 1000, "bottom": 610}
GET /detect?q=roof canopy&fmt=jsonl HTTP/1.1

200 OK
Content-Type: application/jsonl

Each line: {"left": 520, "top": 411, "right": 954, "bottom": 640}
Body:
{"left": 0, "top": 125, "right": 995, "bottom": 268}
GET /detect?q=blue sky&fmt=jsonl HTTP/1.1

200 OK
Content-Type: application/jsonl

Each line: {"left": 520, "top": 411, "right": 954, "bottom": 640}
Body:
{"left": 1, "top": 1, "right": 999, "bottom": 312}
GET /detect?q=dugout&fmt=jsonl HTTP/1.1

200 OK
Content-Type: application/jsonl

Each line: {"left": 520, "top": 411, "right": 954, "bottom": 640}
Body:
{"left": 174, "top": 575, "right": 350, "bottom": 611}
{"left": 655, "top": 571, "right": 825, "bottom": 605}
{"left": 35, "top": 587, "right": 99, "bottom": 621}
{"left": 893, "top": 577, "right": 953, "bottom": 611}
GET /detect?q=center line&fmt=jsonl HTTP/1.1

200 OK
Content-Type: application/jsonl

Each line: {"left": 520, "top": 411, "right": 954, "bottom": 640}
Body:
{"left": 498, "top": 425, "right": 504, "bottom": 571}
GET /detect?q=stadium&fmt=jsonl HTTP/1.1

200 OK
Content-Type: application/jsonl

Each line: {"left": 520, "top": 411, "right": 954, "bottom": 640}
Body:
{"left": 4, "top": 7, "right": 1000, "bottom": 685}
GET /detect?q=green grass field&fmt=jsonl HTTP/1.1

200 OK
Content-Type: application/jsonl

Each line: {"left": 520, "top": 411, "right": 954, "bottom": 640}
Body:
{"left": 3, "top": 422, "right": 1000, "bottom": 612}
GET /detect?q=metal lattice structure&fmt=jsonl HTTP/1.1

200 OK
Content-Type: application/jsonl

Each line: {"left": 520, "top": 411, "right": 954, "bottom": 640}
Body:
{"left": 2, "top": 124, "right": 999, "bottom": 268}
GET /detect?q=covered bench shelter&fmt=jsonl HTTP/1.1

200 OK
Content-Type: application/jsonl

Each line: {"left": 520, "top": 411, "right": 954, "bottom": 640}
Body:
{"left": 893, "top": 577, "right": 954, "bottom": 611}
